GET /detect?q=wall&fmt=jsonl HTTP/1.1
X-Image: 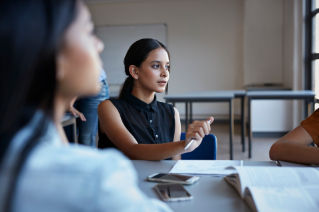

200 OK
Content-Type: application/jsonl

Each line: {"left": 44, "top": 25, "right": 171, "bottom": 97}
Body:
{"left": 86, "top": 0, "right": 244, "bottom": 119}
{"left": 243, "top": 0, "right": 283, "bottom": 85}
{"left": 86, "top": 0, "right": 303, "bottom": 129}
{"left": 244, "top": 0, "right": 305, "bottom": 132}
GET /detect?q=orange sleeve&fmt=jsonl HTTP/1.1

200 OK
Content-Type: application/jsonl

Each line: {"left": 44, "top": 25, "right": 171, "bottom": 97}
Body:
{"left": 301, "top": 109, "right": 319, "bottom": 146}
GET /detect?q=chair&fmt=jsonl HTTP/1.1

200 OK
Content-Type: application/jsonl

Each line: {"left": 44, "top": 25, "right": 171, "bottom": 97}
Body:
{"left": 181, "top": 133, "right": 217, "bottom": 160}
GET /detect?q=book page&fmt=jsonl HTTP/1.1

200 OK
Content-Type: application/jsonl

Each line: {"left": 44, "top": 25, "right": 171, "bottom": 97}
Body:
{"left": 236, "top": 166, "right": 319, "bottom": 191}
{"left": 245, "top": 186, "right": 319, "bottom": 212}
{"left": 224, "top": 174, "right": 242, "bottom": 196}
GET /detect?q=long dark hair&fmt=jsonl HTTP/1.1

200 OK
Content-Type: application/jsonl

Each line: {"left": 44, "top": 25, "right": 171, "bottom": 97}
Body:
{"left": 0, "top": 0, "right": 78, "bottom": 211}
{"left": 119, "top": 38, "right": 170, "bottom": 99}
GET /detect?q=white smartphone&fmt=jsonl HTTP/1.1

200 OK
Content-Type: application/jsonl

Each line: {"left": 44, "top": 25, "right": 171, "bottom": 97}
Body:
{"left": 153, "top": 183, "right": 193, "bottom": 202}
{"left": 147, "top": 173, "right": 199, "bottom": 185}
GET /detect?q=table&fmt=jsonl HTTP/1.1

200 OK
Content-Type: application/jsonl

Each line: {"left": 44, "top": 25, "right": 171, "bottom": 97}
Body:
{"left": 246, "top": 90, "right": 315, "bottom": 158}
{"left": 164, "top": 90, "right": 246, "bottom": 160}
{"left": 132, "top": 160, "right": 304, "bottom": 212}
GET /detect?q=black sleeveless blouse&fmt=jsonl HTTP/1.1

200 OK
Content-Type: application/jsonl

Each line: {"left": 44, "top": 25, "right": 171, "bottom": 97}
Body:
{"left": 98, "top": 93, "right": 175, "bottom": 149}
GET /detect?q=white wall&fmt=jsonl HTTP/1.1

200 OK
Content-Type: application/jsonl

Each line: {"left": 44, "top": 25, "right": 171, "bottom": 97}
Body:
{"left": 87, "top": 0, "right": 244, "bottom": 118}
{"left": 243, "top": 0, "right": 283, "bottom": 85}
{"left": 86, "top": 0, "right": 304, "bottom": 128}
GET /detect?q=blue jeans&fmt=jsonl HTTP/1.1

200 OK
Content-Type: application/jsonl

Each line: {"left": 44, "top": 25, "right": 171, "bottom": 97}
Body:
{"left": 74, "top": 79, "right": 109, "bottom": 146}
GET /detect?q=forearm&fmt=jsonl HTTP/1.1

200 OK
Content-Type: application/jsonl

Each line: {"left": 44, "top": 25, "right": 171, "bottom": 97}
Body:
{"left": 123, "top": 141, "right": 187, "bottom": 160}
{"left": 269, "top": 142, "right": 319, "bottom": 165}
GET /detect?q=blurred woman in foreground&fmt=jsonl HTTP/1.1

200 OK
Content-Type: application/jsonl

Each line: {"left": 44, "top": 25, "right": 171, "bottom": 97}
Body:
{"left": 0, "top": 1, "right": 171, "bottom": 211}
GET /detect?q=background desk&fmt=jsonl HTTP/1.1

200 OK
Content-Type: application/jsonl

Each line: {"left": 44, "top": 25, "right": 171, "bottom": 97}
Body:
{"left": 246, "top": 90, "right": 315, "bottom": 158}
{"left": 165, "top": 90, "right": 246, "bottom": 160}
{"left": 132, "top": 160, "right": 303, "bottom": 212}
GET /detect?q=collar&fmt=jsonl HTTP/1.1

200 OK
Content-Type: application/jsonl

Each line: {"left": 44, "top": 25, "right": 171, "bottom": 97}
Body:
{"left": 124, "top": 93, "right": 158, "bottom": 112}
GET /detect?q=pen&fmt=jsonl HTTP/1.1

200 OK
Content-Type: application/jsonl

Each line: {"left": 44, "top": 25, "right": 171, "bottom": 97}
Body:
{"left": 184, "top": 119, "right": 212, "bottom": 150}
{"left": 184, "top": 139, "right": 196, "bottom": 150}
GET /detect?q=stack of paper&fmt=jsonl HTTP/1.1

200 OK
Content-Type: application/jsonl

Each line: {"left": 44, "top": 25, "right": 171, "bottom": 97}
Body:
{"left": 169, "top": 160, "right": 243, "bottom": 175}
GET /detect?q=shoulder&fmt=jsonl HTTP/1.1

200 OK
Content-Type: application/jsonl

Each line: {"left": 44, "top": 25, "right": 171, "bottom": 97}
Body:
{"left": 23, "top": 119, "right": 133, "bottom": 176}
{"left": 99, "top": 98, "right": 129, "bottom": 111}
{"left": 28, "top": 140, "right": 137, "bottom": 194}
{"left": 98, "top": 99, "right": 119, "bottom": 113}
{"left": 33, "top": 135, "right": 133, "bottom": 173}
{"left": 16, "top": 143, "right": 139, "bottom": 211}
{"left": 99, "top": 99, "right": 115, "bottom": 108}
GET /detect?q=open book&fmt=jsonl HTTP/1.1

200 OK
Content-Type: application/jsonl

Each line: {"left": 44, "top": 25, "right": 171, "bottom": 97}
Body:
{"left": 224, "top": 166, "right": 319, "bottom": 212}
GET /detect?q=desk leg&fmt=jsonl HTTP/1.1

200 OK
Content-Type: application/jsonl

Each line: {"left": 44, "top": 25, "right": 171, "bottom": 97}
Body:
{"left": 73, "top": 118, "right": 78, "bottom": 143}
{"left": 240, "top": 96, "right": 245, "bottom": 152}
{"left": 229, "top": 99, "right": 234, "bottom": 160}
{"left": 190, "top": 101, "right": 193, "bottom": 123}
{"left": 185, "top": 101, "right": 189, "bottom": 130}
{"left": 308, "top": 98, "right": 315, "bottom": 117}
{"left": 304, "top": 98, "right": 315, "bottom": 119}
{"left": 248, "top": 98, "right": 252, "bottom": 158}
{"left": 304, "top": 101, "right": 308, "bottom": 119}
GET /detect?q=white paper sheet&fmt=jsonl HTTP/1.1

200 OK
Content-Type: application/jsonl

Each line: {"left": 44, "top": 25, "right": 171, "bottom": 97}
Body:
{"left": 169, "top": 160, "right": 242, "bottom": 175}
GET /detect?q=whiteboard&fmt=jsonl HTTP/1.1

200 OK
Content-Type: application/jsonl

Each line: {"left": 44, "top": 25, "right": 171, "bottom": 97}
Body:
{"left": 96, "top": 24, "right": 167, "bottom": 85}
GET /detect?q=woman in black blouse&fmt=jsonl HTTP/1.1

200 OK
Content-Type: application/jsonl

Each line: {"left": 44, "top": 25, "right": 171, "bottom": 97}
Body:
{"left": 98, "top": 38, "right": 214, "bottom": 160}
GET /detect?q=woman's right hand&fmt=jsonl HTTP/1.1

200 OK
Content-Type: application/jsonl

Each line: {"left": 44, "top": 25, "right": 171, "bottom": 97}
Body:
{"left": 184, "top": 116, "right": 214, "bottom": 152}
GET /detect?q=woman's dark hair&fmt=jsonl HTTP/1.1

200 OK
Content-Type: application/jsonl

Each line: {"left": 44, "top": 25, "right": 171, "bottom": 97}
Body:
{"left": 119, "top": 38, "right": 170, "bottom": 99}
{"left": 0, "top": 0, "right": 78, "bottom": 211}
